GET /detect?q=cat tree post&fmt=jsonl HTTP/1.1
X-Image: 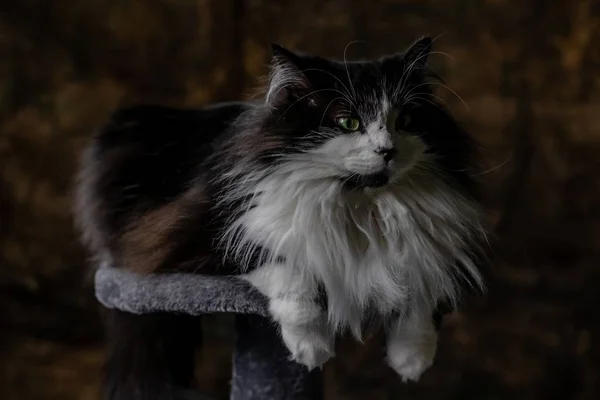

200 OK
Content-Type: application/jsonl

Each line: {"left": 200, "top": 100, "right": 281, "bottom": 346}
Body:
{"left": 231, "top": 314, "right": 323, "bottom": 400}
{"left": 94, "top": 264, "right": 323, "bottom": 400}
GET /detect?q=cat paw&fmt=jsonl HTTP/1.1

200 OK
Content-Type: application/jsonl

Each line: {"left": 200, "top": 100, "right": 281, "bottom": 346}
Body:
{"left": 386, "top": 337, "right": 437, "bottom": 382}
{"left": 280, "top": 325, "right": 335, "bottom": 370}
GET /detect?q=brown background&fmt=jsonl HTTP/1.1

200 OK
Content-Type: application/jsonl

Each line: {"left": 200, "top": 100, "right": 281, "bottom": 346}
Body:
{"left": 1, "top": 0, "right": 599, "bottom": 399}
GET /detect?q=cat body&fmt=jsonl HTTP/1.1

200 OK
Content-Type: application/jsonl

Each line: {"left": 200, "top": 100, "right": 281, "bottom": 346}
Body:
{"left": 75, "top": 37, "right": 487, "bottom": 399}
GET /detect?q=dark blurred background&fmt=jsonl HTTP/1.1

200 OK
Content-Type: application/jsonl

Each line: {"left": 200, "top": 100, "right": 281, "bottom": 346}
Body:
{"left": 1, "top": 0, "right": 599, "bottom": 399}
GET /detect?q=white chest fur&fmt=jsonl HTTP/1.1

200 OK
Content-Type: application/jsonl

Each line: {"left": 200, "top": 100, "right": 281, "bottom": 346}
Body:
{"left": 222, "top": 171, "right": 483, "bottom": 336}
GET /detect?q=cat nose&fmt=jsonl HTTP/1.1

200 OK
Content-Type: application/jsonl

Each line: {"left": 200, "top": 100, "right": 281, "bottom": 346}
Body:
{"left": 375, "top": 147, "right": 396, "bottom": 162}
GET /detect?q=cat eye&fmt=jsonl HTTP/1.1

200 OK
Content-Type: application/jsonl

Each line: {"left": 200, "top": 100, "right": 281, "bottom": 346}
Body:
{"left": 395, "top": 111, "right": 417, "bottom": 132}
{"left": 336, "top": 117, "right": 360, "bottom": 132}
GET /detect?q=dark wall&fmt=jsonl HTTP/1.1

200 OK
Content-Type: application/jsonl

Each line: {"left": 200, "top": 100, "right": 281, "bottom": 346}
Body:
{"left": 1, "top": 0, "right": 599, "bottom": 399}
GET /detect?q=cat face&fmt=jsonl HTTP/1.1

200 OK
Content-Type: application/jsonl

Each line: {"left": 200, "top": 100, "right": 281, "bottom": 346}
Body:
{"left": 259, "top": 37, "right": 475, "bottom": 190}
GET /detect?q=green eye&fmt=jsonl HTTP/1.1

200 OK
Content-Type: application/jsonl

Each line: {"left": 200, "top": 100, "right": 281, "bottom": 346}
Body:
{"left": 336, "top": 117, "right": 360, "bottom": 132}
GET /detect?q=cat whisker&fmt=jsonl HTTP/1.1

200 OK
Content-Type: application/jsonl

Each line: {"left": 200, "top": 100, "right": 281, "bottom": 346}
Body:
{"left": 403, "top": 95, "right": 448, "bottom": 114}
{"left": 404, "top": 92, "right": 455, "bottom": 117}
{"left": 344, "top": 41, "right": 363, "bottom": 97}
{"left": 401, "top": 82, "right": 436, "bottom": 100}
{"left": 301, "top": 68, "right": 356, "bottom": 107}
{"left": 428, "top": 50, "right": 455, "bottom": 62}
{"left": 472, "top": 155, "right": 513, "bottom": 176}
{"left": 395, "top": 50, "right": 432, "bottom": 99}
{"left": 426, "top": 82, "right": 470, "bottom": 112}
{"left": 393, "top": 35, "right": 446, "bottom": 101}
{"left": 320, "top": 97, "right": 348, "bottom": 128}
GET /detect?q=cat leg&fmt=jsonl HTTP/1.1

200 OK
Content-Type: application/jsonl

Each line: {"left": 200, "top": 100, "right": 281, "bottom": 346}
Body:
{"left": 243, "top": 263, "right": 334, "bottom": 370}
{"left": 386, "top": 310, "right": 438, "bottom": 382}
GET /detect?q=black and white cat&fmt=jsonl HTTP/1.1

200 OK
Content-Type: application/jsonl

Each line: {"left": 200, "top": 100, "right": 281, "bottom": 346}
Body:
{"left": 75, "top": 37, "right": 488, "bottom": 399}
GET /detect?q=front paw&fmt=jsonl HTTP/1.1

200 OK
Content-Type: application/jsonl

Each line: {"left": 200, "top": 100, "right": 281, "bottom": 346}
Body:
{"left": 280, "top": 324, "right": 335, "bottom": 370}
{"left": 386, "top": 336, "right": 437, "bottom": 382}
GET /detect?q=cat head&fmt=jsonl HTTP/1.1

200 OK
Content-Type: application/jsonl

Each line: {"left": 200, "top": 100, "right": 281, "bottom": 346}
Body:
{"left": 245, "top": 37, "right": 477, "bottom": 191}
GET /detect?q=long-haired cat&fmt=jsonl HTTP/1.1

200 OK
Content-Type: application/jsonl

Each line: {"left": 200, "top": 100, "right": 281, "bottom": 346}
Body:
{"left": 75, "top": 37, "right": 488, "bottom": 399}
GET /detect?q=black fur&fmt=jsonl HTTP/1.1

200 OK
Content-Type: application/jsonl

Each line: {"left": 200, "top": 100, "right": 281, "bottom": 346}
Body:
{"left": 74, "top": 38, "right": 487, "bottom": 399}
{"left": 103, "top": 310, "right": 201, "bottom": 400}
{"left": 93, "top": 103, "right": 246, "bottom": 233}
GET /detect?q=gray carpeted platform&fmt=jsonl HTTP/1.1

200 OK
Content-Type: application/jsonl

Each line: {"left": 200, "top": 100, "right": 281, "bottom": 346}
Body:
{"left": 95, "top": 264, "right": 323, "bottom": 400}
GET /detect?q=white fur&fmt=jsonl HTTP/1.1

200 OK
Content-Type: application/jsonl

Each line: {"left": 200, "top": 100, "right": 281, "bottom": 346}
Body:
{"left": 220, "top": 96, "right": 484, "bottom": 373}
{"left": 223, "top": 154, "right": 483, "bottom": 336}
{"left": 386, "top": 313, "right": 438, "bottom": 382}
{"left": 265, "top": 61, "right": 307, "bottom": 108}
{"left": 244, "top": 263, "right": 335, "bottom": 369}
{"left": 365, "top": 95, "right": 393, "bottom": 151}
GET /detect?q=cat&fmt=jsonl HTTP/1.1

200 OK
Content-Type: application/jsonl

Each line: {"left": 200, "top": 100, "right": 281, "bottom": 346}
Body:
{"left": 74, "top": 36, "right": 488, "bottom": 399}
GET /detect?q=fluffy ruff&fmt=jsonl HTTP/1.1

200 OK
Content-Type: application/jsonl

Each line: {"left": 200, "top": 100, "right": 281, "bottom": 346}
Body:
{"left": 234, "top": 158, "right": 485, "bottom": 375}
{"left": 221, "top": 159, "right": 484, "bottom": 337}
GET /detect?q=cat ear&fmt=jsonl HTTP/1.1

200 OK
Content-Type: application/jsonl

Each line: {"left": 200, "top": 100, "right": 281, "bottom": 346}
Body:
{"left": 266, "top": 43, "right": 312, "bottom": 107}
{"left": 402, "top": 36, "right": 433, "bottom": 70}
{"left": 271, "top": 43, "right": 302, "bottom": 67}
